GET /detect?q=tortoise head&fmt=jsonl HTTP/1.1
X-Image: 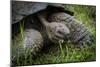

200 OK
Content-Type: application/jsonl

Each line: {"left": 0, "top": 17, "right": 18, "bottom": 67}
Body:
{"left": 47, "top": 22, "right": 70, "bottom": 43}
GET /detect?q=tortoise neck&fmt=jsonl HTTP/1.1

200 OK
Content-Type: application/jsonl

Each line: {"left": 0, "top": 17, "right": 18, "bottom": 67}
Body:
{"left": 38, "top": 14, "right": 49, "bottom": 27}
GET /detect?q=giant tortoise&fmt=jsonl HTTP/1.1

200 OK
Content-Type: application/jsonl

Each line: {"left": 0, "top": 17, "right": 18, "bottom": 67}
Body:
{"left": 11, "top": 1, "right": 94, "bottom": 64}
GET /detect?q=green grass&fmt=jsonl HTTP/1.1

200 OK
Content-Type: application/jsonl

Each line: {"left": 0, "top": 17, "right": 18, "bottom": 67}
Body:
{"left": 12, "top": 5, "right": 96, "bottom": 66}
{"left": 26, "top": 41, "right": 95, "bottom": 65}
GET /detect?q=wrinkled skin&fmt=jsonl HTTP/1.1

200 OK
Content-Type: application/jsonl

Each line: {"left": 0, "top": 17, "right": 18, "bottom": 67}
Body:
{"left": 46, "top": 22, "right": 70, "bottom": 43}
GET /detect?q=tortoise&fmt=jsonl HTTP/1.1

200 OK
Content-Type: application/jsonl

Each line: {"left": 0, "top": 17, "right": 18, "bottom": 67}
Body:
{"left": 11, "top": 1, "right": 95, "bottom": 64}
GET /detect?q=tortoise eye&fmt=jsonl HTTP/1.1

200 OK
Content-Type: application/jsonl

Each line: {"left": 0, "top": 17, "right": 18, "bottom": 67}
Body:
{"left": 57, "top": 30, "right": 63, "bottom": 35}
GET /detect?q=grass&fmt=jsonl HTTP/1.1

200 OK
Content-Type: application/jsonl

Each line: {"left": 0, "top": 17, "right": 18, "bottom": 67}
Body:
{"left": 59, "top": 40, "right": 65, "bottom": 58}
{"left": 26, "top": 41, "right": 95, "bottom": 65}
{"left": 12, "top": 4, "right": 96, "bottom": 66}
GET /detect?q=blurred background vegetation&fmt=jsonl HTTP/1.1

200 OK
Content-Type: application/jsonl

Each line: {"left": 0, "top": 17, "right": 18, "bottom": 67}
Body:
{"left": 12, "top": 4, "right": 96, "bottom": 66}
